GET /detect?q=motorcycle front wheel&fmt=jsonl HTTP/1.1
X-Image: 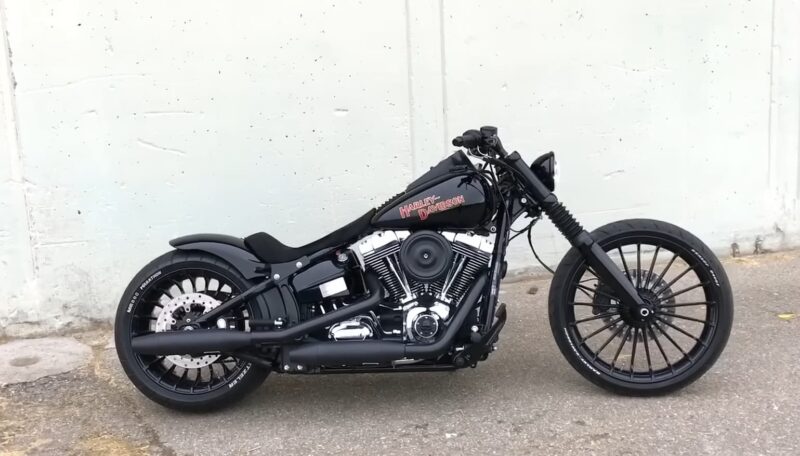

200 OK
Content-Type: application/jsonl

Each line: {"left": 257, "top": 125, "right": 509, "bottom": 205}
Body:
{"left": 548, "top": 219, "right": 733, "bottom": 395}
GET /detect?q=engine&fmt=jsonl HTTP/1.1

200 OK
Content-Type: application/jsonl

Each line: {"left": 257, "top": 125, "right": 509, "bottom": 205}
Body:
{"left": 337, "top": 230, "right": 493, "bottom": 343}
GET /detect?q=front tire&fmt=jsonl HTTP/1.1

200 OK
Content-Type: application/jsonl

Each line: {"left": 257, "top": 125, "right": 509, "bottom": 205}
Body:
{"left": 115, "top": 250, "right": 271, "bottom": 411}
{"left": 548, "top": 219, "right": 733, "bottom": 395}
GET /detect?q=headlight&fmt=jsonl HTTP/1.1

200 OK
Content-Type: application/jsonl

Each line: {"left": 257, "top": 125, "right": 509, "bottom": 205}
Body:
{"left": 553, "top": 157, "right": 560, "bottom": 186}
{"left": 531, "top": 152, "right": 557, "bottom": 191}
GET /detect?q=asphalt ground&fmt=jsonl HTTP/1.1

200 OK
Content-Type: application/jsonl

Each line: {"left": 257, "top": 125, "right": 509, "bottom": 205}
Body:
{"left": 1, "top": 250, "right": 798, "bottom": 455}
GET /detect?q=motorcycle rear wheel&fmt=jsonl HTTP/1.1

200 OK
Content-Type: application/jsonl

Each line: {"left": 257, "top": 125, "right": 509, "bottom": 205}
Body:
{"left": 548, "top": 219, "right": 733, "bottom": 395}
{"left": 115, "top": 250, "right": 271, "bottom": 411}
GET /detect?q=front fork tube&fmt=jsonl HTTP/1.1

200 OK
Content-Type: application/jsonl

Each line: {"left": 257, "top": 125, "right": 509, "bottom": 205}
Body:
{"left": 506, "top": 152, "right": 644, "bottom": 309}
{"left": 571, "top": 231, "right": 645, "bottom": 308}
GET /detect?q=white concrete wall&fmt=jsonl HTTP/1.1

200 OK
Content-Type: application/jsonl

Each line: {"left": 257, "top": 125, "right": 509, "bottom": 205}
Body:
{"left": 1, "top": 0, "right": 798, "bottom": 335}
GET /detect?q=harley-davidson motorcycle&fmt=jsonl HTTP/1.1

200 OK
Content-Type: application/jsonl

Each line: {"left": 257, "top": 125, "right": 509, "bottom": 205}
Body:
{"left": 115, "top": 126, "right": 733, "bottom": 410}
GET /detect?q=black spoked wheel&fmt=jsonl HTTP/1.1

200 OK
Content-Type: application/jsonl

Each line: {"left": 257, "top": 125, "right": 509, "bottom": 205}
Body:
{"left": 115, "top": 251, "right": 272, "bottom": 411}
{"left": 131, "top": 268, "right": 252, "bottom": 393}
{"left": 549, "top": 219, "right": 733, "bottom": 395}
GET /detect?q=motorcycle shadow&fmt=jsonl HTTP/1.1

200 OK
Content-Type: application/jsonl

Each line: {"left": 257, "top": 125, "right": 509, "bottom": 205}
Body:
{"left": 248, "top": 352, "right": 584, "bottom": 412}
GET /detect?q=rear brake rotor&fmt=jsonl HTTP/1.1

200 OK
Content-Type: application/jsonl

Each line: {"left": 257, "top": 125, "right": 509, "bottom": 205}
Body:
{"left": 155, "top": 293, "right": 222, "bottom": 369}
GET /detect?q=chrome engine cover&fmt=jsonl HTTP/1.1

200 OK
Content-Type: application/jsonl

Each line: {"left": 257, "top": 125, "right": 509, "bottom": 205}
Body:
{"left": 328, "top": 316, "right": 375, "bottom": 341}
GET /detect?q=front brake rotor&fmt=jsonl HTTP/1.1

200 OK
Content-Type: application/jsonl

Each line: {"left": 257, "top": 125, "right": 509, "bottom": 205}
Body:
{"left": 591, "top": 270, "right": 676, "bottom": 341}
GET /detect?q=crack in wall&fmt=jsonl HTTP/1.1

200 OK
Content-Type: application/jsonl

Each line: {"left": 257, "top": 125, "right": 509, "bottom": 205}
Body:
{"left": 141, "top": 110, "right": 201, "bottom": 117}
{"left": 136, "top": 138, "right": 188, "bottom": 157}
{"left": 16, "top": 73, "right": 149, "bottom": 95}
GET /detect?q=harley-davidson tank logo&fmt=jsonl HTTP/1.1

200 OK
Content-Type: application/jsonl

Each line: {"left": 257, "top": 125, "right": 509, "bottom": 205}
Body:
{"left": 399, "top": 194, "right": 466, "bottom": 220}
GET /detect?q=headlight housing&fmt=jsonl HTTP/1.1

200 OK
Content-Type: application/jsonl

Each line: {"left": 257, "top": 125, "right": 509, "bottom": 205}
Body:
{"left": 531, "top": 152, "right": 557, "bottom": 191}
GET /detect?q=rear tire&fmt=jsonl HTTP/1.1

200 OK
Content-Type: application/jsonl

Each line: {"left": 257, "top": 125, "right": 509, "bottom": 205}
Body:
{"left": 115, "top": 250, "right": 271, "bottom": 411}
{"left": 548, "top": 219, "right": 733, "bottom": 395}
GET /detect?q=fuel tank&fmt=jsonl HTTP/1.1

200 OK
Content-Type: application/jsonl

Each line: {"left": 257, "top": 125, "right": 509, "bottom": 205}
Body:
{"left": 372, "top": 151, "right": 496, "bottom": 230}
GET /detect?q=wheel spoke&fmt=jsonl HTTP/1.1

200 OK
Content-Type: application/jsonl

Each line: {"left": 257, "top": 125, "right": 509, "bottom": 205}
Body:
{"left": 648, "top": 324, "right": 674, "bottom": 373}
{"left": 659, "top": 312, "right": 709, "bottom": 325}
{"left": 579, "top": 317, "right": 624, "bottom": 344}
{"left": 653, "top": 265, "right": 694, "bottom": 295}
{"left": 576, "top": 284, "right": 619, "bottom": 302}
{"left": 190, "top": 370, "right": 202, "bottom": 392}
{"left": 618, "top": 247, "right": 632, "bottom": 282}
{"left": 216, "top": 358, "right": 233, "bottom": 376}
{"left": 652, "top": 322, "right": 691, "bottom": 360}
{"left": 635, "top": 243, "right": 641, "bottom": 288}
{"left": 146, "top": 356, "right": 165, "bottom": 369}
{"left": 575, "top": 286, "right": 595, "bottom": 301}
{"left": 173, "top": 368, "right": 188, "bottom": 391}
{"left": 592, "top": 324, "right": 627, "bottom": 360}
{"left": 159, "top": 363, "right": 176, "bottom": 382}
{"left": 655, "top": 316, "right": 705, "bottom": 344}
{"left": 569, "top": 302, "right": 618, "bottom": 309}
{"left": 658, "top": 282, "right": 707, "bottom": 302}
{"left": 168, "top": 278, "right": 184, "bottom": 293}
{"left": 645, "top": 245, "right": 661, "bottom": 287}
{"left": 642, "top": 328, "right": 654, "bottom": 379}
{"left": 611, "top": 326, "right": 632, "bottom": 371}
{"left": 573, "top": 312, "right": 618, "bottom": 325}
{"left": 630, "top": 328, "right": 639, "bottom": 378}
{"left": 653, "top": 253, "right": 678, "bottom": 291}
{"left": 215, "top": 283, "right": 231, "bottom": 298}
{"left": 659, "top": 301, "right": 714, "bottom": 308}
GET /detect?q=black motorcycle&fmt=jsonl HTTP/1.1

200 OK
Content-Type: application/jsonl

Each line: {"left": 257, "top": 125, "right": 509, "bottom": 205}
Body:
{"left": 115, "top": 126, "right": 733, "bottom": 410}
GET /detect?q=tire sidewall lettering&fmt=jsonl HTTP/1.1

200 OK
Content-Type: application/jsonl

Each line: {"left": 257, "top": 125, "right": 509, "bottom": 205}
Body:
{"left": 563, "top": 327, "right": 601, "bottom": 376}
{"left": 228, "top": 362, "right": 251, "bottom": 389}
{"left": 127, "top": 270, "right": 162, "bottom": 314}
{"left": 690, "top": 249, "right": 720, "bottom": 287}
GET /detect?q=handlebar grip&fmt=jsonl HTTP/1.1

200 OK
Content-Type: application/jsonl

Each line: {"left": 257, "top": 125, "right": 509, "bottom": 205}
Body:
{"left": 452, "top": 130, "right": 482, "bottom": 149}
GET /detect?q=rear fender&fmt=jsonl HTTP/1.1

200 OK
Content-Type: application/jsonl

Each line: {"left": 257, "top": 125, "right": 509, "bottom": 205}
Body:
{"left": 170, "top": 234, "right": 268, "bottom": 280}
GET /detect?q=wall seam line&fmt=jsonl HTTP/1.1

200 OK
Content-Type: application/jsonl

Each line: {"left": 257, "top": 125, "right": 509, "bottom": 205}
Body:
{"left": 766, "top": 0, "right": 777, "bottom": 188}
{"left": 438, "top": 0, "right": 449, "bottom": 152}
{"left": 0, "top": 0, "right": 37, "bottom": 276}
{"left": 404, "top": 0, "right": 417, "bottom": 178}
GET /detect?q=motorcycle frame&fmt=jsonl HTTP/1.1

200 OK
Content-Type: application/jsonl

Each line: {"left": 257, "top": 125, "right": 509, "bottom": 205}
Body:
{"left": 180, "top": 145, "right": 642, "bottom": 343}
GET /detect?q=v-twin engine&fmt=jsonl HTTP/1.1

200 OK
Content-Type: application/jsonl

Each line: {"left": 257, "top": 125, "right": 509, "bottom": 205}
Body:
{"left": 346, "top": 230, "right": 493, "bottom": 343}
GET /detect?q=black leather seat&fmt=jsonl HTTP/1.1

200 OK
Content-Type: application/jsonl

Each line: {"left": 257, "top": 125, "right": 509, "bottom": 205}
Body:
{"left": 244, "top": 209, "right": 376, "bottom": 263}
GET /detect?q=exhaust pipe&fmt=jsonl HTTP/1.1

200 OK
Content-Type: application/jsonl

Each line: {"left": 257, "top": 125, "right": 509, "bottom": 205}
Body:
{"left": 284, "top": 274, "right": 487, "bottom": 367}
{"left": 130, "top": 274, "right": 383, "bottom": 355}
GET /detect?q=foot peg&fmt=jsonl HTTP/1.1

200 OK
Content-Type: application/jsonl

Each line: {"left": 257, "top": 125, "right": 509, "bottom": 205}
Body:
{"left": 454, "top": 303, "right": 507, "bottom": 367}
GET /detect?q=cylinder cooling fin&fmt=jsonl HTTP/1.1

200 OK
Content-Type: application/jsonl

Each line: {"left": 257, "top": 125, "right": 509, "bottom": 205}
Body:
{"left": 350, "top": 230, "right": 493, "bottom": 304}
{"left": 349, "top": 229, "right": 493, "bottom": 343}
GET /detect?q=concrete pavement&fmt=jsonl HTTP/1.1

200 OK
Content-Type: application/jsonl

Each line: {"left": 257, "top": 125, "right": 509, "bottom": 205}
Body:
{"left": 1, "top": 250, "right": 798, "bottom": 455}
